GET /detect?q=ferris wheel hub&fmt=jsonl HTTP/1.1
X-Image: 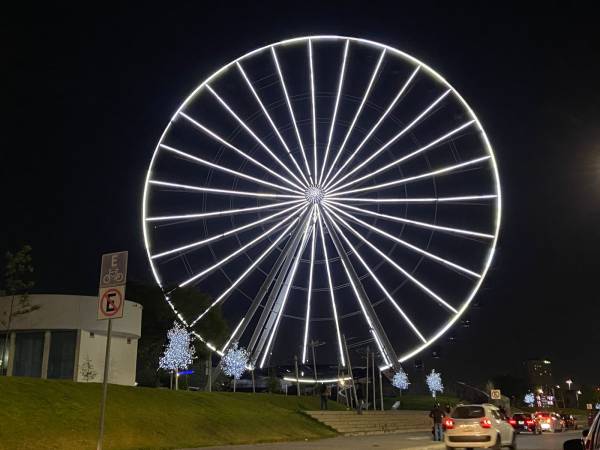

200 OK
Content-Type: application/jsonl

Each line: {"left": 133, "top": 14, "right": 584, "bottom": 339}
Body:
{"left": 305, "top": 186, "right": 325, "bottom": 204}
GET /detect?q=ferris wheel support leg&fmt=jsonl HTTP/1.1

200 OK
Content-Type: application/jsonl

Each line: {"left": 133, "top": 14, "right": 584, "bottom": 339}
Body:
{"left": 323, "top": 214, "right": 400, "bottom": 372}
{"left": 247, "top": 213, "right": 312, "bottom": 364}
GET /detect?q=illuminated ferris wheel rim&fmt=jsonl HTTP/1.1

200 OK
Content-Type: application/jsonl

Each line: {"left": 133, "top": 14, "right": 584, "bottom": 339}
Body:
{"left": 141, "top": 35, "right": 502, "bottom": 369}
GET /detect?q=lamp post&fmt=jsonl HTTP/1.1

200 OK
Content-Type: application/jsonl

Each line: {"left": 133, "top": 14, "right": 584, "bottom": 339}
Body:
{"left": 576, "top": 390, "right": 582, "bottom": 409}
{"left": 566, "top": 379, "right": 573, "bottom": 390}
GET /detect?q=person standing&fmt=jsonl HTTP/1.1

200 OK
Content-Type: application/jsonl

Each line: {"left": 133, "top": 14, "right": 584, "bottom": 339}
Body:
{"left": 319, "top": 383, "right": 328, "bottom": 410}
{"left": 429, "top": 403, "right": 446, "bottom": 441}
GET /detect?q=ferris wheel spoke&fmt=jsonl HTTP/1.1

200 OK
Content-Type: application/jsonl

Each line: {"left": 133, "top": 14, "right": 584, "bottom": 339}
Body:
{"left": 322, "top": 204, "right": 457, "bottom": 314}
{"left": 145, "top": 199, "right": 304, "bottom": 223}
{"left": 321, "top": 209, "right": 395, "bottom": 367}
{"left": 328, "top": 200, "right": 494, "bottom": 239}
{"left": 324, "top": 66, "right": 421, "bottom": 190}
{"left": 179, "top": 205, "right": 308, "bottom": 288}
{"left": 316, "top": 209, "right": 346, "bottom": 367}
{"left": 325, "top": 213, "right": 427, "bottom": 343}
{"left": 322, "top": 48, "right": 386, "bottom": 187}
{"left": 318, "top": 39, "right": 349, "bottom": 186}
{"left": 188, "top": 215, "right": 302, "bottom": 328}
{"left": 328, "top": 155, "right": 492, "bottom": 197}
{"left": 160, "top": 144, "right": 302, "bottom": 195}
{"left": 301, "top": 219, "right": 317, "bottom": 363}
{"left": 204, "top": 85, "right": 307, "bottom": 190}
{"left": 149, "top": 180, "right": 303, "bottom": 199}
{"left": 151, "top": 203, "right": 304, "bottom": 260}
{"left": 308, "top": 39, "right": 318, "bottom": 182}
{"left": 329, "top": 120, "right": 475, "bottom": 194}
{"left": 326, "top": 89, "right": 453, "bottom": 191}
{"left": 258, "top": 215, "right": 312, "bottom": 369}
{"left": 236, "top": 62, "right": 309, "bottom": 187}
{"left": 324, "top": 202, "right": 481, "bottom": 278}
{"left": 328, "top": 194, "right": 498, "bottom": 204}
{"left": 178, "top": 111, "right": 304, "bottom": 192}
{"left": 271, "top": 47, "right": 313, "bottom": 184}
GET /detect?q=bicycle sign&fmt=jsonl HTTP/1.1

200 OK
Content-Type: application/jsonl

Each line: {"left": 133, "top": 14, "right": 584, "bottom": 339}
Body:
{"left": 97, "top": 286, "right": 124, "bottom": 320}
{"left": 99, "top": 251, "right": 128, "bottom": 288}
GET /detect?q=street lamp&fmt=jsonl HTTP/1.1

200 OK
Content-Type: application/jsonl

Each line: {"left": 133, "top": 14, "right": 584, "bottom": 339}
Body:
{"left": 566, "top": 379, "right": 573, "bottom": 390}
{"left": 576, "top": 390, "right": 582, "bottom": 408}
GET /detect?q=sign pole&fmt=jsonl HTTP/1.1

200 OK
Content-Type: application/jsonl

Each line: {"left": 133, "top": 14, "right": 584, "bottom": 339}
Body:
{"left": 97, "top": 318, "right": 113, "bottom": 450}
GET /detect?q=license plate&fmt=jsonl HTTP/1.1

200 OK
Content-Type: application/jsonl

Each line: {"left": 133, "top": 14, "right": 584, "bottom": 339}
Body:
{"left": 518, "top": 421, "right": 524, "bottom": 425}
{"left": 460, "top": 425, "right": 475, "bottom": 432}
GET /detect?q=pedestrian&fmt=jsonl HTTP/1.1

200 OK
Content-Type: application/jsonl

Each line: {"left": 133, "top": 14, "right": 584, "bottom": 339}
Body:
{"left": 355, "top": 383, "right": 364, "bottom": 415}
{"left": 319, "top": 383, "right": 328, "bottom": 410}
{"left": 429, "top": 402, "right": 446, "bottom": 441}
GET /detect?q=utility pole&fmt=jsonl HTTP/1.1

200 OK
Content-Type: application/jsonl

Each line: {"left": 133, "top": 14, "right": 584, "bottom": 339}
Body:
{"left": 308, "top": 339, "right": 325, "bottom": 384}
{"left": 207, "top": 351, "right": 212, "bottom": 392}
{"left": 365, "top": 347, "right": 369, "bottom": 410}
{"left": 379, "top": 369, "right": 384, "bottom": 411}
{"left": 251, "top": 369, "right": 255, "bottom": 393}
{"left": 372, "top": 351, "right": 376, "bottom": 411}
{"left": 342, "top": 335, "right": 359, "bottom": 408}
{"left": 294, "top": 355, "right": 300, "bottom": 396}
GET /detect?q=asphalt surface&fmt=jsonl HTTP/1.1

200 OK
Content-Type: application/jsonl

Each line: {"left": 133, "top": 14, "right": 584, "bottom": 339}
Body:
{"left": 183, "top": 429, "right": 583, "bottom": 449}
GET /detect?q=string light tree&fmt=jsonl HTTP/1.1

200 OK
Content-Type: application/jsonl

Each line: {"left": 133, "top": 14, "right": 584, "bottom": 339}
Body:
{"left": 221, "top": 342, "right": 249, "bottom": 392}
{"left": 159, "top": 322, "right": 196, "bottom": 390}
{"left": 392, "top": 368, "right": 410, "bottom": 408}
{"left": 426, "top": 369, "right": 444, "bottom": 399}
{"left": 524, "top": 392, "right": 535, "bottom": 407}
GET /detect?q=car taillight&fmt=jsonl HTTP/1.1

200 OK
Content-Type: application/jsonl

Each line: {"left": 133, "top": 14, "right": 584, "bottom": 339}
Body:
{"left": 509, "top": 419, "right": 516, "bottom": 425}
{"left": 480, "top": 418, "right": 493, "bottom": 428}
{"left": 444, "top": 418, "right": 454, "bottom": 429}
{"left": 526, "top": 419, "right": 534, "bottom": 425}
{"left": 546, "top": 418, "right": 551, "bottom": 423}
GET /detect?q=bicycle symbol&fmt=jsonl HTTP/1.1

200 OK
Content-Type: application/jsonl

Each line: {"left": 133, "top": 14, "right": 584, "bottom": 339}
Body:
{"left": 103, "top": 267, "right": 124, "bottom": 284}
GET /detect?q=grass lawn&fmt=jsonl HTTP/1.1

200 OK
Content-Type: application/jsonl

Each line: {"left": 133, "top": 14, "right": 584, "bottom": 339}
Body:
{"left": 383, "top": 393, "right": 461, "bottom": 410}
{"left": 0, "top": 377, "right": 342, "bottom": 450}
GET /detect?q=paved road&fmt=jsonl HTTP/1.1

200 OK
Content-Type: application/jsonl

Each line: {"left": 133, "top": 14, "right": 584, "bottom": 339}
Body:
{"left": 517, "top": 429, "right": 581, "bottom": 449}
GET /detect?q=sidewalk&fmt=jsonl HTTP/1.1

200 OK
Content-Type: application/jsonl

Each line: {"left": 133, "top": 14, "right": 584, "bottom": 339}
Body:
{"left": 181, "top": 432, "right": 446, "bottom": 450}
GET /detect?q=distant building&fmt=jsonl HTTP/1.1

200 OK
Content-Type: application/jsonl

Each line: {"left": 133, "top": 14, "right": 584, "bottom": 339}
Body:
{"left": 525, "top": 359, "right": 553, "bottom": 389}
{"left": 0, "top": 294, "right": 142, "bottom": 385}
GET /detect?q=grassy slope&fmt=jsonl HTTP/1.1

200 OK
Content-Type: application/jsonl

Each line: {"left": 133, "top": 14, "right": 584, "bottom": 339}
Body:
{"left": 383, "top": 393, "right": 461, "bottom": 410}
{"left": 0, "top": 377, "right": 341, "bottom": 450}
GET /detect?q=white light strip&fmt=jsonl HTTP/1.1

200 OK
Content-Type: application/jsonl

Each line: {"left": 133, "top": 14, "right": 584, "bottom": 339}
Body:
{"left": 330, "top": 156, "right": 491, "bottom": 197}
{"left": 325, "top": 211, "right": 427, "bottom": 343}
{"left": 220, "top": 317, "right": 245, "bottom": 354}
{"left": 149, "top": 180, "right": 303, "bottom": 199}
{"left": 180, "top": 206, "right": 306, "bottom": 288}
{"left": 301, "top": 218, "right": 317, "bottom": 363}
{"left": 204, "top": 85, "right": 307, "bottom": 190}
{"left": 330, "top": 120, "right": 475, "bottom": 194}
{"left": 323, "top": 205, "right": 457, "bottom": 313}
{"left": 317, "top": 208, "right": 346, "bottom": 367}
{"left": 329, "top": 194, "right": 497, "bottom": 204}
{"left": 283, "top": 376, "right": 352, "bottom": 384}
{"left": 259, "top": 216, "right": 312, "bottom": 368}
{"left": 322, "top": 48, "right": 386, "bottom": 187}
{"left": 178, "top": 111, "right": 303, "bottom": 192}
{"left": 308, "top": 39, "right": 318, "bottom": 182}
{"left": 319, "top": 39, "right": 349, "bottom": 186}
{"left": 145, "top": 199, "right": 303, "bottom": 222}
{"left": 325, "top": 202, "right": 481, "bottom": 278}
{"left": 236, "top": 62, "right": 309, "bottom": 186}
{"left": 325, "top": 66, "right": 421, "bottom": 190}
{"left": 152, "top": 203, "right": 303, "bottom": 260}
{"left": 328, "top": 200, "right": 494, "bottom": 239}
{"left": 160, "top": 144, "right": 302, "bottom": 195}
{"left": 322, "top": 212, "right": 391, "bottom": 367}
{"left": 327, "top": 89, "right": 453, "bottom": 191}
{"left": 189, "top": 216, "right": 303, "bottom": 326}
{"left": 271, "top": 47, "right": 313, "bottom": 184}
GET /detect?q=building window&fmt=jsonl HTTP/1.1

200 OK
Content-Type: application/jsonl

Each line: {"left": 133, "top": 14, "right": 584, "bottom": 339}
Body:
{"left": 13, "top": 332, "right": 44, "bottom": 377}
{"left": 127, "top": 337, "right": 131, "bottom": 344}
{"left": 89, "top": 332, "right": 94, "bottom": 338}
{"left": 48, "top": 330, "right": 76, "bottom": 379}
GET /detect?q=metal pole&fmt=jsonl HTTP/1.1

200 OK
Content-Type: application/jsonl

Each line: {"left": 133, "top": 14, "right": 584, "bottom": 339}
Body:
{"left": 175, "top": 369, "right": 179, "bottom": 390}
{"left": 379, "top": 368, "right": 384, "bottom": 411}
{"left": 294, "top": 355, "right": 300, "bottom": 396}
{"left": 342, "top": 335, "right": 359, "bottom": 408}
{"left": 372, "top": 351, "right": 376, "bottom": 411}
{"left": 97, "top": 318, "right": 113, "bottom": 450}
{"left": 207, "top": 351, "right": 212, "bottom": 392}
{"left": 251, "top": 369, "right": 255, "bottom": 394}
{"left": 311, "top": 341, "right": 318, "bottom": 384}
{"left": 365, "top": 347, "right": 369, "bottom": 410}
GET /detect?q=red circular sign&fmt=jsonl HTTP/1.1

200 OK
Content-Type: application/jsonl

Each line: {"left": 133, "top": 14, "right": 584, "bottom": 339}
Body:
{"left": 100, "top": 288, "right": 123, "bottom": 317}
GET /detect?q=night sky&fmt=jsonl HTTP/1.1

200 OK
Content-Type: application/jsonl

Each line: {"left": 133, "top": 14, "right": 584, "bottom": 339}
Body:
{"left": 3, "top": 3, "right": 599, "bottom": 387}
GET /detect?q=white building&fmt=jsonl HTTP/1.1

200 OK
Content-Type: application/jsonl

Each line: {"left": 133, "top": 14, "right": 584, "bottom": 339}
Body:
{"left": 0, "top": 294, "right": 142, "bottom": 386}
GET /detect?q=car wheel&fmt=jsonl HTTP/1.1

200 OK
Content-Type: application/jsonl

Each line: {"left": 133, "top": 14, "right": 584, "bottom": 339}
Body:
{"left": 508, "top": 433, "right": 517, "bottom": 450}
{"left": 491, "top": 433, "right": 501, "bottom": 449}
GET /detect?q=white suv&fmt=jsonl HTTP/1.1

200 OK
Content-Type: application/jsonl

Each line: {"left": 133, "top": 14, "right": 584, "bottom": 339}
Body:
{"left": 444, "top": 403, "right": 516, "bottom": 449}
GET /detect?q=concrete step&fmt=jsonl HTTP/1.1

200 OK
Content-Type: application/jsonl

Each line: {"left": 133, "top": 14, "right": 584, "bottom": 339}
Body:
{"left": 306, "top": 410, "right": 433, "bottom": 436}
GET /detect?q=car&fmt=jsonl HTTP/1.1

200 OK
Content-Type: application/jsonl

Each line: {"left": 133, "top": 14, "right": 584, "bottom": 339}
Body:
{"left": 444, "top": 403, "right": 516, "bottom": 449}
{"left": 535, "top": 411, "right": 564, "bottom": 432}
{"left": 564, "top": 409, "right": 600, "bottom": 449}
{"left": 561, "top": 414, "right": 578, "bottom": 430}
{"left": 509, "top": 412, "right": 542, "bottom": 434}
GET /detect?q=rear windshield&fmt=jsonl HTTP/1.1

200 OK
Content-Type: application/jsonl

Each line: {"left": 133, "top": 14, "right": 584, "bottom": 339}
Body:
{"left": 453, "top": 406, "right": 485, "bottom": 419}
{"left": 513, "top": 414, "right": 528, "bottom": 419}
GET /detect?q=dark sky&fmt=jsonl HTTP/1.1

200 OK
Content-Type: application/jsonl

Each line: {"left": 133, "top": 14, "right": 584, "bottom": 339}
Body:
{"left": 2, "top": 3, "right": 599, "bottom": 387}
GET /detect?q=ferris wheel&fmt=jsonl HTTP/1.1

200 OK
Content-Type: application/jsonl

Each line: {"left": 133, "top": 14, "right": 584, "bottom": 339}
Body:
{"left": 142, "top": 36, "right": 501, "bottom": 373}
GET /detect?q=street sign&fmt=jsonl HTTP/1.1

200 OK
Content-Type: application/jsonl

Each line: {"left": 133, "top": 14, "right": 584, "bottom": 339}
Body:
{"left": 99, "top": 251, "right": 128, "bottom": 288}
{"left": 490, "top": 389, "right": 501, "bottom": 400}
{"left": 587, "top": 403, "right": 593, "bottom": 410}
{"left": 97, "top": 286, "right": 125, "bottom": 320}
